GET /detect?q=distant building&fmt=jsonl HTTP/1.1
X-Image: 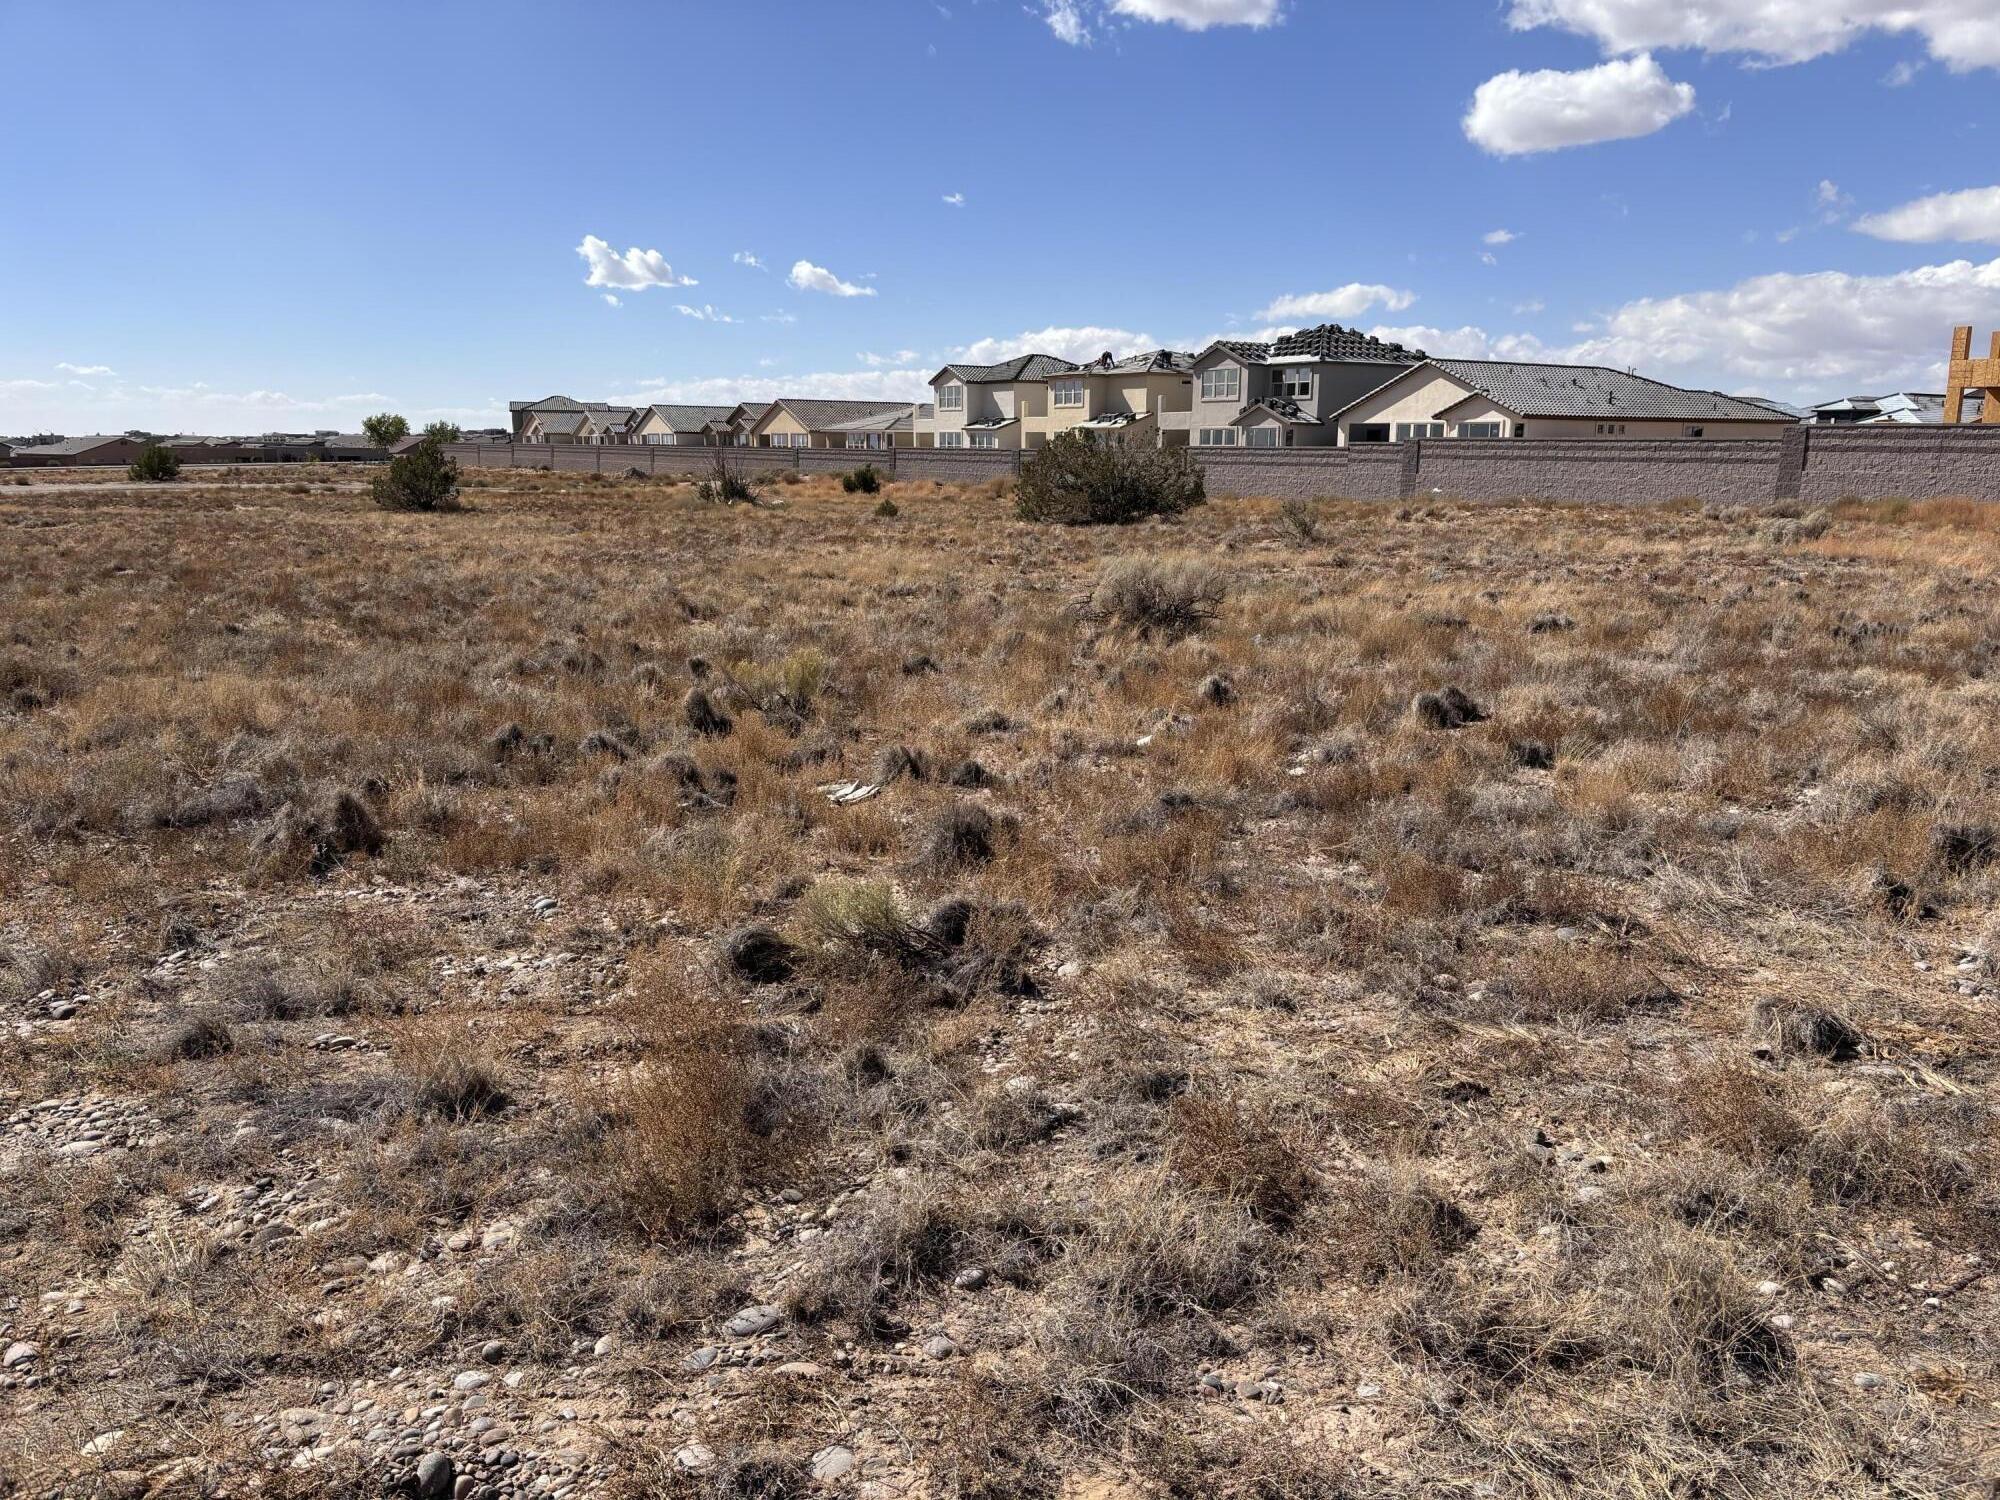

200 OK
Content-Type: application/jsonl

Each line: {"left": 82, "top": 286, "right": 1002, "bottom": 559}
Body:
{"left": 8, "top": 434, "right": 147, "bottom": 468}
{"left": 748, "top": 399, "right": 922, "bottom": 449}
{"left": 629, "top": 404, "right": 746, "bottom": 446}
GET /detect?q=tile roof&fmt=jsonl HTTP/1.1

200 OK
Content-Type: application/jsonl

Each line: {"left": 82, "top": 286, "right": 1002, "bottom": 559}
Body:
{"left": 642, "top": 404, "right": 749, "bottom": 431}
{"left": 825, "top": 405, "right": 921, "bottom": 433}
{"left": 12, "top": 434, "right": 136, "bottom": 456}
{"left": 766, "top": 399, "right": 918, "bottom": 430}
{"left": 530, "top": 411, "right": 589, "bottom": 435}
{"left": 1270, "top": 324, "right": 1426, "bottom": 363}
{"left": 1231, "top": 397, "right": 1320, "bottom": 426}
{"left": 1430, "top": 360, "right": 1796, "bottom": 423}
{"left": 963, "top": 417, "right": 1020, "bottom": 430}
{"left": 938, "top": 354, "right": 1080, "bottom": 384}
{"left": 1072, "top": 349, "right": 1199, "bottom": 376}
{"left": 513, "top": 396, "right": 585, "bottom": 413}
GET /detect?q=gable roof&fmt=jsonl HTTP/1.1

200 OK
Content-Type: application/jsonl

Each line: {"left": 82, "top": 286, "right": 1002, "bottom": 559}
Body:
{"left": 1231, "top": 397, "right": 1321, "bottom": 427}
{"left": 756, "top": 398, "right": 917, "bottom": 432}
{"left": 1069, "top": 348, "right": 1198, "bottom": 377}
{"left": 640, "top": 404, "right": 742, "bottom": 431}
{"left": 512, "top": 396, "right": 585, "bottom": 414}
{"left": 825, "top": 404, "right": 923, "bottom": 434}
{"left": 934, "top": 353, "right": 1079, "bottom": 385}
{"left": 528, "top": 411, "right": 589, "bottom": 435}
{"left": 12, "top": 434, "right": 138, "bottom": 456}
{"left": 1427, "top": 361, "right": 1795, "bottom": 423}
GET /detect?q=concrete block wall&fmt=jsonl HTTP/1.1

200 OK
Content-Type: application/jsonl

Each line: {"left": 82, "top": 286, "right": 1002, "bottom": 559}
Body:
{"left": 447, "top": 431, "right": 2000, "bottom": 505}
{"left": 1798, "top": 426, "right": 2000, "bottom": 503}
{"left": 1416, "top": 439, "right": 1784, "bottom": 507}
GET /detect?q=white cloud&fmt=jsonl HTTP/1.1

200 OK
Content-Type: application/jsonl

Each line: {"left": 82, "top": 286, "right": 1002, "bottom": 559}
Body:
{"left": 955, "top": 325, "right": 1158, "bottom": 364}
{"left": 733, "top": 251, "right": 765, "bottom": 270}
{"left": 56, "top": 362, "right": 115, "bottom": 376}
{"left": 1045, "top": 1, "right": 1089, "bottom": 44}
{"left": 1513, "top": 299, "right": 1548, "bottom": 315}
{"left": 1256, "top": 283, "right": 1417, "bottom": 322}
{"left": 762, "top": 312, "right": 799, "bottom": 325}
{"left": 602, "top": 294, "right": 621, "bottom": 308}
{"left": 1854, "top": 186, "right": 2000, "bottom": 244}
{"left": 1465, "top": 53, "right": 1696, "bottom": 155}
{"left": 618, "top": 367, "right": 931, "bottom": 406}
{"left": 1109, "top": 0, "right": 1282, "bottom": 29}
{"left": 1505, "top": 0, "right": 2000, "bottom": 72}
{"left": 1483, "top": 229, "right": 1520, "bottom": 246}
{"left": 1816, "top": 178, "right": 1854, "bottom": 222}
{"left": 943, "top": 192, "right": 966, "bottom": 207}
{"left": 1367, "top": 324, "right": 1564, "bottom": 361}
{"left": 1885, "top": 58, "right": 1924, "bottom": 85}
{"left": 859, "top": 350, "right": 922, "bottom": 367}
{"left": 787, "top": 260, "right": 877, "bottom": 298}
{"left": 577, "top": 235, "right": 695, "bottom": 292}
{"left": 673, "top": 303, "right": 740, "bottom": 323}
{"left": 0, "top": 376, "right": 481, "bottom": 435}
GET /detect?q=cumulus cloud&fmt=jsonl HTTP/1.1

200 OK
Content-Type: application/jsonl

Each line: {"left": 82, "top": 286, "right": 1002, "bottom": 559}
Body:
{"left": 733, "top": 251, "right": 765, "bottom": 270}
{"left": 618, "top": 368, "right": 931, "bottom": 406}
{"left": 955, "top": 325, "right": 1158, "bottom": 364}
{"left": 674, "top": 303, "right": 740, "bottom": 323}
{"left": 1483, "top": 229, "right": 1520, "bottom": 246}
{"left": 1367, "top": 324, "right": 1562, "bottom": 361}
{"left": 1465, "top": 54, "right": 1696, "bottom": 155}
{"left": 1505, "top": 0, "right": 2000, "bottom": 72}
{"left": 1854, "top": 186, "right": 2000, "bottom": 244}
{"left": 1109, "top": 0, "right": 1282, "bottom": 30}
{"left": 577, "top": 236, "right": 695, "bottom": 292}
{"left": 602, "top": 294, "right": 621, "bottom": 308}
{"left": 56, "top": 362, "right": 115, "bottom": 377}
{"left": 859, "top": 350, "right": 922, "bottom": 367}
{"left": 1256, "top": 284, "right": 1417, "bottom": 323}
{"left": 788, "top": 260, "right": 877, "bottom": 297}
{"left": 0, "top": 375, "right": 475, "bottom": 435}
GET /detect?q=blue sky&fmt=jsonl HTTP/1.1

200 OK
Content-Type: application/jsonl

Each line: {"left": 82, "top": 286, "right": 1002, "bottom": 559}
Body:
{"left": 4, "top": 0, "right": 1999, "bottom": 434}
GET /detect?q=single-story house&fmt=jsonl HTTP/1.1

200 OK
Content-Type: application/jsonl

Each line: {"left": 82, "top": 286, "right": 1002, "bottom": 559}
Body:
{"left": 1332, "top": 360, "right": 1800, "bottom": 444}
{"left": 630, "top": 404, "right": 747, "bottom": 446}
{"left": 920, "top": 354, "right": 1078, "bottom": 449}
{"left": 1186, "top": 325, "right": 1426, "bottom": 448}
{"left": 750, "top": 399, "right": 923, "bottom": 449}
{"left": 8, "top": 434, "right": 148, "bottom": 468}
{"left": 823, "top": 403, "right": 931, "bottom": 450}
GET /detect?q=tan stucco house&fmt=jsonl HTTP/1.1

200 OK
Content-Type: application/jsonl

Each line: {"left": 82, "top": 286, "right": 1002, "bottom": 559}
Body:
{"left": 919, "top": 354, "right": 1078, "bottom": 449}
{"left": 1185, "top": 325, "right": 1426, "bottom": 449}
{"left": 630, "top": 404, "right": 746, "bottom": 445}
{"left": 1332, "top": 360, "right": 1801, "bottom": 445}
{"left": 1041, "top": 349, "right": 1197, "bottom": 447}
{"left": 749, "top": 398, "right": 922, "bottom": 449}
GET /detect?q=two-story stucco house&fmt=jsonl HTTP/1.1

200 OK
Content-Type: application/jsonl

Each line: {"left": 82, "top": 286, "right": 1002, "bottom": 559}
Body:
{"left": 919, "top": 354, "right": 1078, "bottom": 449}
{"left": 1186, "top": 324, "right": 1427, "bottom": 449}
{"left": 1331, "top": 360, "right": 1801, "bottom": 444}
{"left": 1042, "top": 349, "right": 1198, "bottom": 447}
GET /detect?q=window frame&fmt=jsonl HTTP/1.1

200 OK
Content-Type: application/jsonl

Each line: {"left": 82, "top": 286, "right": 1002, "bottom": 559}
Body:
{"left": 1197, "top": 427, "right": 1240, "bottom": 448}
{"left": 1457, "top": 421, "right": 1503, "bottom": 439}
{"left": 1276, "top": 366, "right": 1312, "bottom": 400}
{"left": 937, "top": 382, "right": 965, "bottom": 412}
{"left": 1050, "top": 378, "right": 1085, "bottom": 409}
{"left": 936, "top": 432, "right": 965, "bottom": 449}
{"left": 1246, "top": 427, "right": 1280, "bottom": 448}
{"left": 1199, "top": 366, "right": 1242, "bottom": 403}
{"left": 1393, "top": 422, "right": 1445, "bottom": 441}
{"left": 970, "top": 432, "right": 1000, "bottom": 449}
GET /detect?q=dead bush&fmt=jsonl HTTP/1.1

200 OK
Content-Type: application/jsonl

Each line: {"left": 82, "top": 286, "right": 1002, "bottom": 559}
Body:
{"left": 1169, "top": 1091, "right": 1316, "bottom": 1229}
{"left": 1083, "top": 558, "right": 1227, "bottom": 637}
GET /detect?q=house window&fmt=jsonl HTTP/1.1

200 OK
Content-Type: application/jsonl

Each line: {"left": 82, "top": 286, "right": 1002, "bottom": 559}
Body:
{"left": 1684, "top": 425, "right": 1704, "bottom": 438}
{"left": 1246, "top": 427, "right": 1280, "bottom": 448}
{"left": 1276, "top": 367, "right": 1311, "bottom": 400}
{"left": 1457, "top": 421, "right": 1503, "bottom": 438}
{"left": 937, "top": 383, "right": 965, "bottom": 411}
{"left": 1197, "top": 428, "right": 1239, "bottom": 447}
{"left": 1050, "top": 378, "right": 1084, "bottom": 408}
{"left": 1394, "top": 422, "right": 1445, "bottom": 440}
{"left": 936, "top": 432, "right": 965, "bottom": 448}
{"left": 1348, "top": 424, "right": 1391, "bottom": 444}
{"left": 1595, "top": 423, "right": 1627, "bottom": 436}
{"left": 970, "top": 432, "right": 1000, "bottom": 449}
{"left": 1199, "top": 367, "right": 1241, "bottom": 402}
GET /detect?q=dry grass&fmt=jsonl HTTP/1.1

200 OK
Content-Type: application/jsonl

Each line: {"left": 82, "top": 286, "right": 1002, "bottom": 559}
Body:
{"left": 5, "top": 471, "right": 1998, "bottom": 1495}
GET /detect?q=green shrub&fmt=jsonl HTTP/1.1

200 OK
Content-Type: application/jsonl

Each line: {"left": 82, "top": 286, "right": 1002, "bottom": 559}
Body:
{"left": 1015, "top": 432, "right": 1205, "bottom": 525}
{"left": 128, "top": 443, "right": 181, "bottom": 482}
{"left": 842, "top": 464, "right": 883, "bottom": 494}
{"left": 873, "top": 496, "right": 898, "bottom": 517}
{"left": 370, "top": 436, "right": 462, "bottom": 512}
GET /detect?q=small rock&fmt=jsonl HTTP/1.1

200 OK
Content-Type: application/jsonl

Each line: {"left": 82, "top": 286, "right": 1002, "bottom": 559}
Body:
{"left": 2, "top": 1341, "right": 39, "bottom": 1369}
{"left": 453, "top": 1371, "right": 491, "bottom": 1392}
{"left": 921, "top": 1335, "right": 960, "bottom": 1360}
{"left": 1755, "top": 1281, "right": 1783, "bottom": 1298}
{"left": 952, "top": 1267, "right": 988, "bottom": 1292}
{"left": 1853, "top": 1372, "right": 1885, "bottom": 1390}
{"left": 417, "top": 1452, "right": 455, "bottom": 1500}
{"left": 811, "top": 1445, "right": 857, "bottom": 1482}
{"left": 681, "top": 1346, "right": 721, "bottom": 1374}
{"left": 724, "top": 1305, "right": 783, "bottom": 1338}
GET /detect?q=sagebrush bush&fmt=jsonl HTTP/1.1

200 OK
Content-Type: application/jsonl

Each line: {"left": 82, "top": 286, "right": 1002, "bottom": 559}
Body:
{"left": 128, "top": 443, "right": 181, "bottom": 482}
{"left": 842, "top": 464, "right": 883, "bottom": 494}
{"left": 370, "top": 437, "right": 461, "bottom": 512}
{"left": 1085, "top": 557, "right": 1227, "bottom": 636}
{"left": 1015, "top": 432, "right": 1205, "bottom": 525}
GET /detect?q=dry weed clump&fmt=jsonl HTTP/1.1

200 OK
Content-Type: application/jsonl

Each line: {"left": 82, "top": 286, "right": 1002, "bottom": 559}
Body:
{"left": 4, "top": 473, "right": 1996, "bottom": 1496}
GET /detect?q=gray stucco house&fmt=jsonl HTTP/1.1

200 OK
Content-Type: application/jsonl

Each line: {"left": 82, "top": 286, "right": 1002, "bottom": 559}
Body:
{"left": 1182, "top": 324, "right": 1427, "bottom": 449}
